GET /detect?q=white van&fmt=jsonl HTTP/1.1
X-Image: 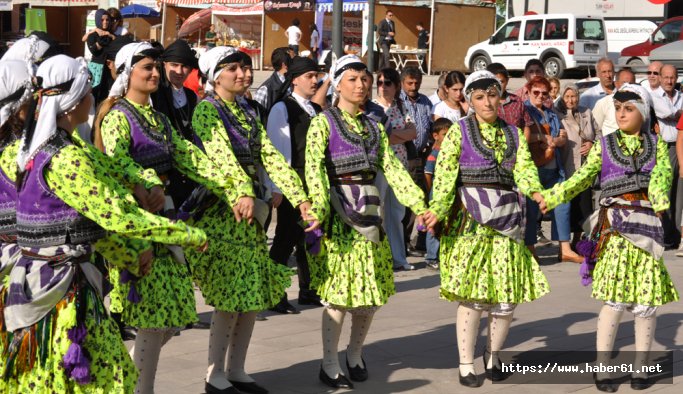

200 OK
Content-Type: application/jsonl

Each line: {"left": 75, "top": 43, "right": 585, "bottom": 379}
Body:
{"left": 464, "top": 14, "right": 607, "bottom": 78}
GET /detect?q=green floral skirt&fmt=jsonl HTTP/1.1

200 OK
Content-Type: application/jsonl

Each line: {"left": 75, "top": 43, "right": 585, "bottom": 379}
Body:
{"left": 185, "top": 201, "right": 293, "bottom": 312}
{"left": 308, "top": 213, "right": 395, "bottom": 308}
{"left": 109, "top": 246, "right": 197, "bottom": 329}
{"left": 439, "top": 210, "right": 550, "bottom": 304}
{"left": 592, "top": 234, "right": 678, "bottom": 305}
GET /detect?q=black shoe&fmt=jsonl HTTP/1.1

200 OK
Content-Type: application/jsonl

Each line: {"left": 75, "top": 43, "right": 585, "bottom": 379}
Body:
{"left": 319, "top": 366, "right": 354, "bottom": 389}
{"left": 269, "top": 300, "right": 300, "bottom": 314}
{"left": 346, "top": 355, "right": 368, "bottom": 382}
{"left": 120, "top": 327, "right": 137, "bottom": 341}
{"left": 192, "top": 321, "right": 211, "bottom": 329}
{"left": 593, "top": 373, "right": 618, "bottom": 392}
{"left": 407, "top": 246, "right": 425, "bottom": 257}
{"left": 630, "top": 376, "right": 652, "bottom": 390}
{"left": 205, "top": 381, "right": 243, "bottom": 394}
{"left": 228, "top": 380, "right": 268, "bottom": 394}
{"left": 298, "top": 293, "right": 323, "bottom": 306}
{"left": 458, "top": 371, "right": 480, "bottom": 388}
{"left": 483, "top": 349, "right": 512, "bottom": 381}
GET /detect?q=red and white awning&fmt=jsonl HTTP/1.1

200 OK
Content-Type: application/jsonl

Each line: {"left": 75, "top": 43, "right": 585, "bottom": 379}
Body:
{"left": 26, "top": 0, "right": 99, "bottom": 6}
{"left": 161, "top": 0, "right": 262, "bottom": 5}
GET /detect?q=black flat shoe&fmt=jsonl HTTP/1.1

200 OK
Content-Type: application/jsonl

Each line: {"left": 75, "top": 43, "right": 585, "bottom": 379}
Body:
{"left": 483, "top": 349, "right": 512, "bottom": 381}
{"left": 458, "top": 372, "right": 480, "bottom": 388}
{"left": 269, "top": 300, "right": 300, "bottom": 314}
{"left": 228, "top": 380, "right": 268, "bottom": 394}
{"left": 630, "top": 376, "right": 652, "bottom": 390}
{"left": 319, "top": 366, "right": 354, "bottom": 389}
{"left": 205, "top": 381, "right": 243, "bottom": 394}
{"left": 120, "top": 327, "right": 137, "bottom": 341}
{"left": 298, "top": 293, "right": 323, "bottom": 306}
{"left": 593, "top": 373, "right": 618, "bottom": 392}
{"left": 346, "top": 355, "right": 368, "bottom": 382}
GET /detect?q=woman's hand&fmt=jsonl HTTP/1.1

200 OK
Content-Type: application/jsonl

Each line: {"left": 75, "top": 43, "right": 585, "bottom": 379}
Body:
{"left": 271, "top": 192, "right": 283, "bottom": 209}
{"left": 533, "top": 192, "right": 548, "bottom": 214}
{"left": 138, "top": 248, "right": 154, "bottom": 276}
{"left": 422, "top": 210, "right": 439, "bottom": 232}
{"left": 146, "top": 186, "right": 166, "bottom": 213}
{"left": 580, "top": 141, "right": 593, "bottom": 156}
{"left": 196, "top": 241, "right": 209, "bottom": 252}
{"left": 232, "top": 196, "right": 254, "bottom": 224}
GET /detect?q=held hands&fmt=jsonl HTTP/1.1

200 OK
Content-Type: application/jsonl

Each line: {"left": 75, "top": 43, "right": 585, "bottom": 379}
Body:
{"left": 272, "top": 192, "right": 283, "bottom": 209}
{"left": 138, "top": 248, "right": 154, "bottom": 276}
{"left": 298, "top": 201, "right": 321, "bottom": 232}
{"left": 233, "top": 196, "right": 255, "bottom": 224}
{"left": 532, "top": 192, "right": 548, "bottom": 214}
{"left": 580, "top": 141, "right": 593, "bottom": 156}
{"left": 133, "top": 184, "right": 166, "bottom": 213}
{"left": 545, "top": 134, "right": 555, "bottom": 149}
{"left": 422, "top": 210, "right": 439, "bottom": 234}
{"left": 196, "top": 241, "right": 209, "bottom": 253}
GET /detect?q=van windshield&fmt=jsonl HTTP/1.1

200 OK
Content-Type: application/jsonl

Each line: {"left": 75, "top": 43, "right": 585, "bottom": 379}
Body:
{"left": 576, "top": 19, "right": 605, "bottom": 40}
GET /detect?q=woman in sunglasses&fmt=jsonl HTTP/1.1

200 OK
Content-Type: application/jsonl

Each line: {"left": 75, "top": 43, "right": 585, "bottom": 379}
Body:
{"left": 94, "top": 42, "right": 236, "bottom": 394}
{"left": 422, "top": 71, "right": 549, "bottom": 388}
{"left": 523, "top": 76, "right": 580, "bottom": 263}
{"left": 372, "top": 67, "right": 417, "bottom": 271}
{"left": 539, "top": 84, "right": 678, "bottom": 392}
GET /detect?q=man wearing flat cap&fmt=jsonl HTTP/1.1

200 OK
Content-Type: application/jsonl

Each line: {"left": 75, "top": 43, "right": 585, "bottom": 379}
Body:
{"left": 151, "top": 39, "right": 201, "bottom": 209}
{"left": 267, "top": 56, "right": 323, "bottom": 313}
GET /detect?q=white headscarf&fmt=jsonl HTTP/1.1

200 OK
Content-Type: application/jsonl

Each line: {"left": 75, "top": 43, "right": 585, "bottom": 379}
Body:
{"left": 329, "top": 54, "right": 366, "bottom": 89}
{"left": 0, "top": 60, "right": 33, "bottom": 129}
{"left": 1, "top": 36, "right": 52, "bottom": 76}
{"left": 463, "top": 70, "right": 502, "bottom": 104}
{"left": 614, "top": 83, "right": 652, "bottom": 134}
{"left": 17, "top": 55, "right": 91, "bottom": 171}
{"left": 198, "top": 46, "right": 240, "bottom": 93}
{"left": 109, "top": 42, "right": 154, "bottom": 98}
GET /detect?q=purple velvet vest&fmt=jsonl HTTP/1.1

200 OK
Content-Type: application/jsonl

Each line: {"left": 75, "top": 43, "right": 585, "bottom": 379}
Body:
{"left": 16, "top": 131, "right": 106, "bottom": 247}
{"left": 600, "top": 131, "right": 657, "bottom": 199}
{"left": 459, "top": 116, "right": 518, "bottom": 186}
{"left": 205, "top": 95, "right": 261, "bottom": 177}
{"left": 323, "top": 107, "right": 381, "bottom": 177}
{"left": 0, "top": 141, "right": 16, "bottom": 237}
{"left": 113, "top": 99, "right": 174, "bottom": 175}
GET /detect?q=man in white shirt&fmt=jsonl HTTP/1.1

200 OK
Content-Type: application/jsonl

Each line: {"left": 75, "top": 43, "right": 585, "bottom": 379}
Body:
{"left": 266, "top": 57, "right": 322, "bottom": 313}
{"left": 428, "top": 72, "right": 447, "bottom": 105}
{"left": 285, "top": 18, "right": 302, "bottom": 56}
{"left": 642, "top": 61, "right": 663, "bottom": 93}
{"left": 592, "top": 68, "right": 635, "bottom": 136}
{"left": 652, "top": 64, "right": 683, "bottom": 248}
{"left": 579, "top": 57, "right": 615, "bottom": 110}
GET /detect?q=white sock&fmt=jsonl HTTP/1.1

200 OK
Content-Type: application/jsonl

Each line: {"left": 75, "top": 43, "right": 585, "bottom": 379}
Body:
{"left": 347, "top": 311, "right": 375, "bottom": 368}
{"left": 487, "top": 313, "right": 513, "bottom": 369}
{"left": 206, "top": 310, "right": 238, "bottom": 390}
{"left": 321, "top": 307, "right": 346, "bottom": 378}
{"left": 132, "top": 329, "right": 164, "bottom": 394}
{"left": 457, "top": 304, "right": 482, "bottom": 377}
{"left": 227, "top": 312, "right": 257, "bottom": 383}
{"left": 633, "top": 314, "right": 656, "bottom": 379}
{"left": 595, "top": 305, "right": 623, "bottom": 380}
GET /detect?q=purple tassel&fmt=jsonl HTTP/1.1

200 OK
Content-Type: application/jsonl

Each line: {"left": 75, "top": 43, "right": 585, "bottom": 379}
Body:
{"left": 62, "top": 343, "right": 92, "bottom": 384}
{"left": 63, "top": 342, "right": 83, "bottom": 367}
{"left": 579, "top": 258, "right": 596, "bottom": 287}
{"left": 67, "top": 324, "right": 87, "bottom": 344}
{"left": 70, "top": 358, "right": 92, "bottom": 384}
{"left": 575, "top": 239, "right": 596, "bottom": 258}
{"left": 119, "top": 269, "right": 135, "bottom": 284}
{"left": 305, "top": 225, "right": 323, "bottom": 255}
{"left": 416, "top": 224, "right": 427, "bottom": 232}
{"left": 127, "top": 283, "right": 142, "bottom": 303}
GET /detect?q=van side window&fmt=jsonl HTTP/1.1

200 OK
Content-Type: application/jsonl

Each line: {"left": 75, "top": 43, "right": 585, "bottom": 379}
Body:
{"left": 577, "top": 19, "right": 605, "bottom": 40}
{"left": 494, "top": 21, "right": 521, "bottom": 43}
{"left": 544, "top": 19, "right": 569, "bottom": 39}
{"left": 653, "top": 20, "right": 683, "bottom": 44}
{"left": 524, "top": 20, "right": 543, "bottom": 41}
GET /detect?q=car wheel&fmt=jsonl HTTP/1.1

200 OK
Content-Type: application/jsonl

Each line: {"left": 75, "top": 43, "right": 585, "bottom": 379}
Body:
{"left": 470, "top": 55, "right": 489, "bottom": 72}
{"left": 544, "top": 56, "right": 565, "bottom": 78}
{"left": 627, "top": 58, "right": 645, "bottom": 67}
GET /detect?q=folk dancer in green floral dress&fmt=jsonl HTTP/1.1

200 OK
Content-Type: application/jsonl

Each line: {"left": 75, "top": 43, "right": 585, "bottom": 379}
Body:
{"left": 192, "top": 46, "right": 313, "bottom": 394}
{"left": 305, "top": 55, "right": 426, "bottom": 389}
{"left": 539, "top": 84, "right": 678, "bottom": 392}
{"left": 422, "top": 71, "right": 550, "bottom": 388}
{"left": 94, "top": 42, "right": 238, "bottom": 394}
{"left": 1, "top": 54, "right": 209, "bottom": 394}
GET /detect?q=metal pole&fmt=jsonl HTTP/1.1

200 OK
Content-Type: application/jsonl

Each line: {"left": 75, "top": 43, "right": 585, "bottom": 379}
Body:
{"left": 428, "top": 0, "right": 435, "bottom": 75}
{"left": 367, "top": 0, "right": 375, "bottom": 72}
{"left": 260, "top": 11, "right": 265, "bottom": 70}
{"left": 332, "top": 0, "right": 343, "bottom": 58}
{"left": 160, "top": 2, "right": 167, "bottom": 46}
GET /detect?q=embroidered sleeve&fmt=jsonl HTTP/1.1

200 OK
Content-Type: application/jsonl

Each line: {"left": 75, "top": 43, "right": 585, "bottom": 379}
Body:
{"left": 257, "top": 119, "right": 308, "bottom": 207}
{"left": 513, "top": 128, "right": 544, "bottom": 196}
{"left": 305, "top": 114, "right": 332, "bottom": 222}
{"left": 192, "top": 101, "right": 256, "bottom": 207}
{"left": 45, "top": 145, "right": 207, "bottom": 248}
{"left": 429, "top": 122, "right": 462, "bottom": 221}
{"left": 541, "top": 139, "right": 602, "bottom": 210}
{"left": 649, "top": 137, "right": 672, "bottom": 212}
{"left": 379, "top": 123, "right": 426, "bottom": 214}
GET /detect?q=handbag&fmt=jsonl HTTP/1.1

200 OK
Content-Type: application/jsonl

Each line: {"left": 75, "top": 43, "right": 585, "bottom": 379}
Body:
{"left": 528, "top": 116, "right": 555, "bottom": 167}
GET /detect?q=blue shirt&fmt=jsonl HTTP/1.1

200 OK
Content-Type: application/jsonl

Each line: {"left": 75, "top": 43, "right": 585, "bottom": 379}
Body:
{"left": 399, "top": 90, "right": 433, "bottom": 153}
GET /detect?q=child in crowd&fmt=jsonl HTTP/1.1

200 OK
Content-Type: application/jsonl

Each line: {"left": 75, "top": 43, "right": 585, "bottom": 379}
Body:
{"left": 424, "top": 118, "right": 452, "bottom": 269}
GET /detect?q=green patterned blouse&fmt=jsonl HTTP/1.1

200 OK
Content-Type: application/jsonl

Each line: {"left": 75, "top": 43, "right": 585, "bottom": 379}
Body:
{"left": 192, "top": 98, "right": 308, "bottom": 207}
{"left": 541, "top": 131, "right": 671, "bottom": 213}
{"left": 0, "top": 139, "right": 19, "bottom": 180}
{"left": 306, "top": 108, "right": 427, "bottom": 222}
{"left": 100, "top": 99, "right": 237, "bottom": 206}
{"left": 429, "top": 119, "right": 544, "bottom": 222}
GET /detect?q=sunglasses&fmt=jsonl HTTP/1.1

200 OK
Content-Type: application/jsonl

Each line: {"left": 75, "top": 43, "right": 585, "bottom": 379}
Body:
{"left": 647, "top": 71, "right": 660, "bottom": 76}
{"left": 531, "top": 90, "right": 549, "bottom": 97}
{"left": 377, "top": 80, "right": 393, "bottom": 87}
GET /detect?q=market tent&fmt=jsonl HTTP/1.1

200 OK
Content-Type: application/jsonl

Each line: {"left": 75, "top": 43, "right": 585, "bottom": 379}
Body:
{"left": 178, "top": 4, "right": 263, "bottom": 38}
{"left": 120, "top": 4, "right": 160, "bottom": 18}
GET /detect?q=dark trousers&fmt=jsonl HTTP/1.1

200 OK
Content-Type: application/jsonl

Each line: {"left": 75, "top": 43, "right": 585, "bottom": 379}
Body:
{"left": 379, "top": 41, "right": 392, "bottom": 70}
{"left": 663, "top": 143, "right": 683, "bottom": 245}
{"left": 289, "top": 44, "right": 299, "bottom": 56}
{"left": 269, "top": 196, "right": 312, "bottom": 293}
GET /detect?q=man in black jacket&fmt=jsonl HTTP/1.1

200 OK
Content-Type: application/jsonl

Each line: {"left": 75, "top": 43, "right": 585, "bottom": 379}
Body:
{"left": 377, "top": 10, "right": 396, "bottom": 70}
{"left": 266, "top": 57, "right": 323, "bottom": 313}
{"left": 254, "top": 47, "right": 292, "bottom": 113}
